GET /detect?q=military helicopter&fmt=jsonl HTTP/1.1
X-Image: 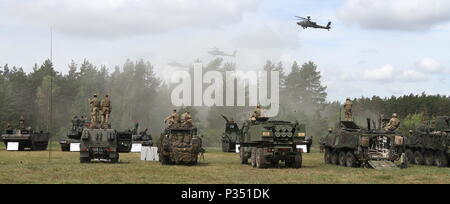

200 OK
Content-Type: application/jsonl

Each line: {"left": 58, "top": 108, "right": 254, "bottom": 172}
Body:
{"left": 208, "top": 47, "right": 237, "bottom": 57}
{"left": 296, "top": 16, "right": 331, "bottom": 31}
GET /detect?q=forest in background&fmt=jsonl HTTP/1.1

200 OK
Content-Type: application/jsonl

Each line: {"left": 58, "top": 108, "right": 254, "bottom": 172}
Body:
{"left": 1, "top": 58, "right": 449, "bottom": 147}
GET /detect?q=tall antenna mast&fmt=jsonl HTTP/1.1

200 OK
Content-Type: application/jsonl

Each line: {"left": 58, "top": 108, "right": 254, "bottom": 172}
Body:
{"left": 48, "top": 26, "right": 53, "bottom": 161}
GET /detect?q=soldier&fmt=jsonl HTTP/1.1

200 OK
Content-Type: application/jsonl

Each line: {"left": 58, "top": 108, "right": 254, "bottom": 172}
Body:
{"left": 6, "top": 123, "right": 12, "bottom": 133}
{"left": 343, "top": 98, "right": 353, "bottom": 121}
{"left": 251, "top": 105, "right": 262, "bottom": 120}
{"left": 384, "top": 113, "right": 401, "bottom": 131}
{"left": 88, "top": 94, "right": 101, "bottom": 128}
{"left": 182, "top": 111, "right": 193, "bottom": 126}
{"left": 101, "top": 94, "right": 112, "bottom": 128}
{"left": 19, "top": 116, "right": 25, "bottom": 129}
{"left": 165, "top": 109, "right": 179, "bottom": 127}
{"left": 71, "top": 115, "right": 79, "bottom": 130}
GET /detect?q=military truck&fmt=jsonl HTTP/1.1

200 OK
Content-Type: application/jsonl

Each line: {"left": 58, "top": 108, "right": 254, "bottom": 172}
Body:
{"left": 60, "top": 117, "right": 89, "bottom": 151}
{"left": 220, "top": 114, "right": 240, "bottom": 152}
{"left": 80, "top": 129, "right": 120, "bottom": 163}
{"left": 404, "top": 116, "right": 449, "bottom": 167}
{"left": 158, "top": 124, "right": 202, "bottom": 165}
{"left": 239, "top": 117, "right": 307, "bottom": 168}
{"left": 2, "top": 128, "right": 49, "bottom": 151}
{"left": 131, "top": 123, "right": 153, "bottom": 147}
{"left": 320, "top": 119, "right": 406, "bottom": 169}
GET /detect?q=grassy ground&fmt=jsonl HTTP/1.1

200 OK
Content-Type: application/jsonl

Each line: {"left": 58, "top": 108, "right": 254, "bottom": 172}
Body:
{"left": 0, "top": 144, "right": 449, "bottom": 184}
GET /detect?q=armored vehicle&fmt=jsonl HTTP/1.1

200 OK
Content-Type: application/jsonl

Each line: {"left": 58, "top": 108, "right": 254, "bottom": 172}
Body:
{"left": 2, "top": 128, "right": 49, "bottom": 151}
{"left": 405, "top": 116, "right": 449, "bottom": 167}
{"left": 60, "top": 117, "right": 89, "bottom": 151}
{"left": 117, "top": 130, "right": 133, "bottom": 153}
{"left": 131, "top": 123, "right": 153, "bottom": 146}
{"left": 80, "top": 129, "right": 120, "bottom": 163}
{"left": 220, "top": 115, "right": 240, "bottom": 152}
{"left": 320, "top": 119, "right": 406, "bottom": 169}
{"left": 158, "top": 124, "right": 202, "bottom": 165}
{"left": 239, "top": 117, "right": 307, "bottom": 169}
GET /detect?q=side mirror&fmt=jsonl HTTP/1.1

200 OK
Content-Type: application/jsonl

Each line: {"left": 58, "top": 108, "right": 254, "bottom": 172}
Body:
{"left": 409, "top": 130, "right": 413, "bottom": 135}
{"left": 328, "top": 128, "right": 332, "bottom": 133}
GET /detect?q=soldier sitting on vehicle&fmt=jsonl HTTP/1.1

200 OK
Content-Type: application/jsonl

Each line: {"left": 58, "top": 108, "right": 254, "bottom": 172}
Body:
{"left": 6, "top": 123, "right": 13, "bottom": 134}
{"left": 19, "top": 116, "right": 25, "bottom": 129}
{"left": 181, "top": 111, "right": 193, "bottom": 127}
{"left": 384, "top": 113, "right": 401, "bottom": 131}
{"left": 250, "top": 105, "right": 263, "bottom": 120}
{"left": 165, "top": 109, "right": 180, "bottom": 127}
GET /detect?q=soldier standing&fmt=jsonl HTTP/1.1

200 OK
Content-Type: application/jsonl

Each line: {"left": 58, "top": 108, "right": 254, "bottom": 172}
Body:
{"left": 343, "top": 98, "right": 353, "bottom": 121}
{"left": 385, "top": 113, "right": 401, "bottom": 131}
{"left": 88, "top": 94, "right": 101, "bottom": 128}
{"left": 101, "top": 94, "right": 112, "bottom": 128}
{"left": 182, "top": 111, "right": 193, "bottom": 126}
{"left": 19, "top": 116, "right": 25, "bottom": 129}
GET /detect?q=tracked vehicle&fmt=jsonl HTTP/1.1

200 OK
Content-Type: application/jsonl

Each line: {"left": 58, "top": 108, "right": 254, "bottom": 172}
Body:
{"left": 131, "top": 123, "right": 153, "bottom": 147}
{"left": 239, "top": 117, "right": 308, "bottom": 169}
{"left": 320, "top": 119, "right": 406, "bottom": 169}
{"left": 158, "top": 124, "right": 202, "bottom": 165}
{"left": 2, "top": 128, "right": 49, "bottom": 151}
{"left": 405, "top": 116, "right": 449, "bottom": 167}
{"left": 60, "top": 118, "right": 89, "bottom": 151}
{"left": 220, "top": 115, "right": 240, "bottom": 152}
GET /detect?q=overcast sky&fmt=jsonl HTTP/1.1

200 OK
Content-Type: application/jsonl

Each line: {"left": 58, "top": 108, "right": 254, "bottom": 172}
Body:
{"left": 0, "top": 0, "right": 449, "bottom": 102}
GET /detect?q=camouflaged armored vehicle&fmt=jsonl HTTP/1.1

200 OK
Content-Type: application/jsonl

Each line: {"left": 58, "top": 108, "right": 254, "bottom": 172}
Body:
{"left": 320, "top": 119, "right": 406, "bottom": 169}
{"left": 60, "top": 117, "right": 89, "bottom": 151}
{"left": 80, "top": 129, "right": 121, "bottom": 163}
{"left": 239, "top": 117, "right": 308, "bottom": 169}
{"left": 220, "top": 114, "right": 240, "bottom": 152}
{"left": 158, "top": 124, "right": 202, "bottom": 165}
{"left": 404, "top": 116, "right": 449, "bottom": 167}
{"left": 2, "top": 128, "right": 49, "bottom": 151}
{"left": 117, "top": 130, "right": 133, "bottom": 153}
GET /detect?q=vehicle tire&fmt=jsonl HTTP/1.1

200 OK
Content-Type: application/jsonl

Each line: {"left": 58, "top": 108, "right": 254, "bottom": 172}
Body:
{"left": 255, "top": 148, "right": 267, "bottom": 168}
{"left": 424, "top": 150, "right": 435, "bottom": 166}
{"left": 413, "top": 151, "right": 424, "bottom": 165}
{"left": 239, "top": 147, "right": 248, "bottom": 164}
{"left": 80, "top": 157, "right": 91, "bottom": 163}
{"left": 222, "top": 142, "right": 230, "bottom": 152}
{"left": 338, "top": 151, "right": 347, "bottom": 166}
{"left": 331, "top": 150, "right": 339, "bottom": 165}
{"left": 292, "top": 152, "right": 302, "bottom": 169}
{"left": 251, "top": 148, "right": 257, "bottom": 167}
{"left": 345, "top": 151, "right": 357, "bottom": 168}
{"left": 405, "top": 149, "right": 414, "bottom": 164}
{"left": 434, "top": 151, "right": 448, "bottom": 167}
{"left": 324, "top": 148, "right": 332, "bottom": 164}
{"left": 160, "top": 155, "right": 170, "bottom": 165}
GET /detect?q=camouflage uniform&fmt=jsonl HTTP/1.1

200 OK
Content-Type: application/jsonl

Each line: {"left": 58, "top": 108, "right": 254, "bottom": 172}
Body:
{"left": 182, "top": 112, "right": 193, "bottom": 127}
{"left": 19, "top": 116, "right": 25, "bottom": 129}
{"left": 251, "top": 105, "right": 262, "bottom": 120}
{"left": 89, "top": 95, "right": 101, "bottom": 128}
{"left": 101, "top": 95, "right": 112, "bottom": 128}
{"left": 343, "top": 99, "right": 353, "bottom": 121}
{"left": 165, "top": 110, "right": 179, "bottom": 127}
{"left": 385, "top": 113, "right": 401, "bottom": 131}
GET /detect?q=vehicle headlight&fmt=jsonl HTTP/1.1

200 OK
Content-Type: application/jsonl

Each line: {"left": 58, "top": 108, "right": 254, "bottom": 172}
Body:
{"left": 298, "top": 133, "right": 306, "bottom": 137}
{"left": 262, "top": 132, "right": 271, "bottom": 137}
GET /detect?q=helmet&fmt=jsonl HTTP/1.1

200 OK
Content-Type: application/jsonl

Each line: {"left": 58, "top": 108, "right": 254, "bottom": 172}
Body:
{"left": 392, "top": 113, "right": 398, "bottom": 118}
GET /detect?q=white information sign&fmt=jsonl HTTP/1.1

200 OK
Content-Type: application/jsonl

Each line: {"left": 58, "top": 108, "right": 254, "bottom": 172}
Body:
{"left": 141, "top": 147, "right": 159, "bottom": 161}
{"left": 70, "top": 143, "right": 80, "bottom": 152}
{"left": 131, "top": 143, "right": 142, "bottom": 153}
{"left": 235, "top": 144, "right": 240, "bottom": 153}
{"left": 7, "top": 142, "right": 19, "bottom": 151}
{"left": 296, "top": 145, "right": 308, "bottom": 153}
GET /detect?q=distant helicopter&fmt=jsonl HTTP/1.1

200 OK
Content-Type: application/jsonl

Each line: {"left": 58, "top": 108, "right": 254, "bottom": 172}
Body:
{"left": 296, "top": 16, "right": 331, "bottom": 31}
{"left": 208, "top": 47, "right": 237, "bottom": 57}
{"left": 167, "top": 60, "right": 190, "bottom": 68}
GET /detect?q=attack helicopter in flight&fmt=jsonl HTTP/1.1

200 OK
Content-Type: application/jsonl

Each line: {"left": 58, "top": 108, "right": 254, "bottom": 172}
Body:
{"left": 296, "top": 16, "right": 331, "bottom": 31}
{"left": 208, "top": 47, "right": 237, "bottom": 57}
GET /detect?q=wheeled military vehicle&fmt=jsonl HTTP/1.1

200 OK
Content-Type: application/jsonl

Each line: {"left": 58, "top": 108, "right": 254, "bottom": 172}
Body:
{"left": 239, "top": 117, "right": 307, "bottom": 168}
{"left": 2, "top": 128, "right": 49, "bottom": 151}
{"left": 131, "top": 123, "right": 153, "bottom": 147}
{"left": 80, "top": 129, "right": 121, "bottom": 163}
{"left": 405, "top": 116, "right": 449, "bottom": 167}
{"left": 60, "top": 117, "right": 89, "bottom": 151}
{"left": 320, "top": 119, "right": 406, "bottom": 169}
{"left": 158, "top": 124, "right": 202, "bottom": 165}
{"left": 220, "top": 115, "right": 240, "bottom": 152}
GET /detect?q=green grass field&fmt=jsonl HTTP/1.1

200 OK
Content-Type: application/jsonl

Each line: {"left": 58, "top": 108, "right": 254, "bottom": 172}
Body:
{"left": 0, "top": 144, "right": 449, "bottom": 184}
